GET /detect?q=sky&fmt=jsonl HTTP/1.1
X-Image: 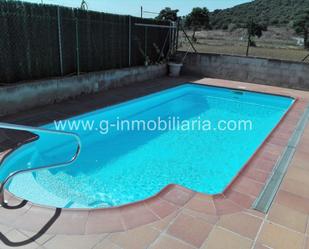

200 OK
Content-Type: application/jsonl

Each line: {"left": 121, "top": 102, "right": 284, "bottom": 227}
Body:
{"left": 21, "top": 0, "right": 251, "bottom": 17}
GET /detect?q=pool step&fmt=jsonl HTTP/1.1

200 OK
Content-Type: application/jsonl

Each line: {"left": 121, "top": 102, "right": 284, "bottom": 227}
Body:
{"left": 8, "top": 172, "right": 91, "bottom": 208}
{"left": 8, "top": 173, "right": 69, "bottom": 207}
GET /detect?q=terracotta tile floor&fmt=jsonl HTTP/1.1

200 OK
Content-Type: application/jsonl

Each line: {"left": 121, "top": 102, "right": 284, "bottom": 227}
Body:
{"left": 0, "top": 76, "right": 309, "bottom": 248}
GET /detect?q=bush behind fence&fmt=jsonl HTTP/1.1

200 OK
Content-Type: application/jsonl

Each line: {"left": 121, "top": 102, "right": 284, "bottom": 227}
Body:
{"left": 0, "top": 1, "right": 172, "bottom": 84}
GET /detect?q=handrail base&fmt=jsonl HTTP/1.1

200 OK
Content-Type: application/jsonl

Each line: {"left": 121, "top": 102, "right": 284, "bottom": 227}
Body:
{"left": 0, "top": 183, "right": 7, "bottom": 207}
{"left": 0, "top": 197, "right": 7, "bottom": 207}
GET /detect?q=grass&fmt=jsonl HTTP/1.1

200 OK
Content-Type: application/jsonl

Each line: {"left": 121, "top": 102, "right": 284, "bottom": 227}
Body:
{"left": 178, "top": 28, "right": 309, "bottom": 63}
{"left": 179, "top": 43, "right": 309, "bottom": 63}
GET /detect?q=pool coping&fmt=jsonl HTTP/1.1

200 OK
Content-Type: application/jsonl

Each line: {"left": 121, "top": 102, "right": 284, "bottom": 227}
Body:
{"left": 252, "top": 103, "right": 309, "bottom": 213}
{"left": 0, "top": 80, "right": 308, "bottom": 235}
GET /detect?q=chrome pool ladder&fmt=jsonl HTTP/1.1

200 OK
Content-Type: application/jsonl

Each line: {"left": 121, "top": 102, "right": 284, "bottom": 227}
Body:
{"left": 0, "top": 122, "right": 81, "bottom": 206}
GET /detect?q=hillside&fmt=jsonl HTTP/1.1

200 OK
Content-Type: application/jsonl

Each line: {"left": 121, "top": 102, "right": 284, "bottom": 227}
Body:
{"left": 210, "top": 0, "right": 309, "bottom": 29}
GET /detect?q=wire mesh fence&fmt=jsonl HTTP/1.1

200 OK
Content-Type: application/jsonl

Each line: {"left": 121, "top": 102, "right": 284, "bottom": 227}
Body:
{"left": 178, "top": 28, "right": 309, "bottom": 63}
{"left": 0, "top": 1, "right": 174, "bottom": 84}
{"left": 131, "top": 17, "right": 172, "bottom": 67}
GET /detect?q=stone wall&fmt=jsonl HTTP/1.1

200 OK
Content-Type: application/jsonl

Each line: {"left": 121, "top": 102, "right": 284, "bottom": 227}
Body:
{"left": 0, "top": 64, "right": 167, "bottom": 117}
{"left": 178, "top": 52, "right": 309, "bottom": 91}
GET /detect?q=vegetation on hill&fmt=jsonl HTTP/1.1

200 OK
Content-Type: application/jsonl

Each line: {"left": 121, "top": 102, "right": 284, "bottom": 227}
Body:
{"left": 210, "top": 0, "right": 309, "bottom": 29}
{"left": 157, "top": 1, "right": 309, "bottom": 49}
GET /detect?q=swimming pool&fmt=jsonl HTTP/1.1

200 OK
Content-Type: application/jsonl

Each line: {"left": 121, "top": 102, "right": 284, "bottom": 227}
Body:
{"left": 1, "top": 83, "right": 294, "bottom": 208}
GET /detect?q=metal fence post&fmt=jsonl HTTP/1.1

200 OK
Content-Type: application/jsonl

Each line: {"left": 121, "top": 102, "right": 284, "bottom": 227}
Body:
{"left": 57, "top": 7, "right": 64, "bottom": 76}
{"left": 176, "top": 20, "right": 180, "bottom": 50}
{"left": 169, "top": 22, "right": 172, "bottom": 54}
{"left": 145, "top": 26, "right": 147, "bottom": 65}
{"left": 75, "top": 17, "right": 80, "bottom": 75}
{"left": 128, "top": 16, "right": 131, "bottom": 67}
{"left": 172, "top": 21, "right": 177, "bottom": 53}
{"left": 170, "top": 21, "right": 176, "bottom": 55}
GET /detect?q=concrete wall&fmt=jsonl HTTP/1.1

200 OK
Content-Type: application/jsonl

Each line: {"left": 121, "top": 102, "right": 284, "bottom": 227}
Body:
{"left": 0, "top": 64, "right": 167, "bottom": 117}
{"left": 178, "top": 52, "right": 309, "bottom": 91}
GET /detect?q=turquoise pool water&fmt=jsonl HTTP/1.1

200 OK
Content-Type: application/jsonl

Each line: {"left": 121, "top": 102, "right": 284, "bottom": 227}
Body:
{"left": 1, "top": 84, "right": 294, "bottom": 208}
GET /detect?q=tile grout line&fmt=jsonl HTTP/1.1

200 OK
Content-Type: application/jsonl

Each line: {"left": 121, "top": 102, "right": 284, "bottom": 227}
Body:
{"left": 250, "top": 103, "right": 308, "bottom": 247}
{"left": 252, "top": 104, "right": 309, "bottom": 213}
{"left": 147, "top": 204, "right": 200, "bottom": 249}
{"left": 199, "top": 226, "right": 214, "bottom": 248}
{"left": 90, "top": 234, "right": 121, "bottom": 249}
{"left": 146, "top": 208, "right": 182, "bottom": 246}
{"left": 235, "top": 175, "right": 267, "bottom": 185}
{"left": 181, "top": 207, "right": 217, "bottom": 225}
{"left": 242, "top": 210, "right": 265, "bottom": 220}
{"left": 163, "top": 233, "right": 198, "bottom": 249}
{"left": 251, "top": 198, "right": 309, "bottom": 249}
{"left": 250, "top": 205, "right": 271, "bottom": 249}
{"left": 199, "top": 214, "right": 255, "bottom": 249}
{"left": 89, "top": 234, "right": 109, "bottom": 249}
{"left": 303, "top": 216, "right": 309, "bottom": 249}
{"left": 82, "top": 210, "right": 90, "bottom": 235}
{"left": 197, "top": 200, "right": 263, "bottom": 248}
{"left": 17, "top": 229, "right": 56, "bottom": 247}
{"left": 144, "top": 202, "right": 162, "bottom": 220}
{"left": 302, "top": 217, "right": 309, "bottom": 249}
{"left": 266, "top": 219, "right": 308, "bottom": 235}
{"left": 215, "top": 225, "right": 254, "bottom": 242}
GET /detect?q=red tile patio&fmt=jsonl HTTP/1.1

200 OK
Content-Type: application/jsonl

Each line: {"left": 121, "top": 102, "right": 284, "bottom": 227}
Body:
{"left": 0, "top": 76, "right": 309, "bottom": 248}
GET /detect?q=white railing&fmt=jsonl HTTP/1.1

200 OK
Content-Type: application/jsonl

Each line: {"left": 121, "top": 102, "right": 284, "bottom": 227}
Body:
{"left": 0, "top": 122, "right": 81, "bottom": 206}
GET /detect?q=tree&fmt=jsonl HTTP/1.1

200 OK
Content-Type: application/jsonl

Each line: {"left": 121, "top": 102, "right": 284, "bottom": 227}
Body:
{"left": 293, "top": 9, "right": 309, "bottom": 49}
{"left": 185, "top": 7, "right": 210, "bottom": 42}
{"left": 80, "top": 0, "right": 88, "bottom": 10}
{"left": 246, "top": 19, "right": 267, "bottom": 56}
{"left": 156, "top": 7, "right": 179, "bottom": 22}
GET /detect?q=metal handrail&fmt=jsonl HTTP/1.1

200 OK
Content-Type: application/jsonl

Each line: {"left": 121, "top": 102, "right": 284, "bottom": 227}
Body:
{"left": 0, "top": 122, "right": 82, "bottom": 206}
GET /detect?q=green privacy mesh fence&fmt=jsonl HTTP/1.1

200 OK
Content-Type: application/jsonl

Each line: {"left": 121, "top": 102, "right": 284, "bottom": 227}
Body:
{"left": 0, "top": 1, "right": 174, "bottom": 84}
